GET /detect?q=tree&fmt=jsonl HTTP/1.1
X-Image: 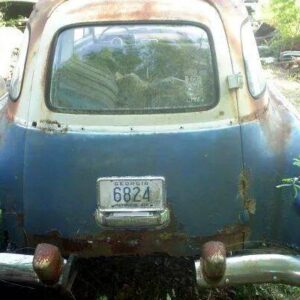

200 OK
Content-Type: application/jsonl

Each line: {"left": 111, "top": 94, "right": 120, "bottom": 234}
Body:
{"left": 263, "top": 0, "right": 300, "bottom": 49}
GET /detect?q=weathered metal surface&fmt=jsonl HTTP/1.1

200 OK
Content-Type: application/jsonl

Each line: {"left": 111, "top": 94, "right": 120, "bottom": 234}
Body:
{"left": 7, "top": 0, "right": 248, "bottom": 122}
{"left": 22, "top": 122, "right": 245, "bottom": 256}
{"left": 27, "top": 224, "right": 249, "bottom": 257}
{"left": 0, "top": 249, "right": 74, "bottom": 292}
{"left": 0, "top": 253, "right": 39, "bottom": 284}
{"left": 33, "top": 243, "right": 64, "bottom": 285}
{"left": 239, "top": 84, "right": 300, "bottom": 245}
{"left": 1, "top": 0, "right": 300, "bottom": 263}
{"left": 196, "top": 254, "right": 300, "bottom": 287}
{"left": 6, "top": 0, "right": 66, "bottom": 120}
{"left": 201, "top": 241, "right": 226, "bottom": 282}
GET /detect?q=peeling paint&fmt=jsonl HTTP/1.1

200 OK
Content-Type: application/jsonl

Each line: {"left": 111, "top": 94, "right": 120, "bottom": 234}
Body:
{"left": 26, "top": 223, "right": 249, "bottom": 257}
{"left": 239, "top": 169, "right": 256, "bottom": 215}
{"left": 37, "top": 119, "right": 68, "bottom": 133}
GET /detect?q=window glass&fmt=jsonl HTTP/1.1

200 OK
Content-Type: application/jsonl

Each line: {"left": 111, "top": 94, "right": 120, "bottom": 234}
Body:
{"left": 241, "top": 22, "right": 266, "bottom": 98}
{"left": 50, "top": 25, "right": 218, "bottom": 113}
{"left": 9, "top": 27, "right": 29, "bottom": 100}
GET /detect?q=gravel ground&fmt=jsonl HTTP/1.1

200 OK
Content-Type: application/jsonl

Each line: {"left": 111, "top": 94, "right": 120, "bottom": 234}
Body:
{"left": 264, "top": 66, "right": 300, "bottom": 110}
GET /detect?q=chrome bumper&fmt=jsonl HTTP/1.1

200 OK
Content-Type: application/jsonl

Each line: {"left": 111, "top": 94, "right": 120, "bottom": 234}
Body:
{"left": 0, "top": 253, "right": 40, "bottom": 285}
{"left": 2, "top": 241, "right": 300, "bottom": 289}
{"left": 0, "top": 243, "right": 75, "bottom": 296}
{"left": 195, "top": 241, "right": 300, "bottom": 287}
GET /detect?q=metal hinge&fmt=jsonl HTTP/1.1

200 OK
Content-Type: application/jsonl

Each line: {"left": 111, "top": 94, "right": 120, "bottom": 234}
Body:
{"left": 227, "top": 73, "right": 244, "bottom": 90}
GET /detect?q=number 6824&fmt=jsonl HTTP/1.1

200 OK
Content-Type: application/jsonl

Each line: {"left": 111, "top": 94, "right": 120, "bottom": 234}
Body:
{"left": 113, "top": 186, "right": 150, "bottom": 202}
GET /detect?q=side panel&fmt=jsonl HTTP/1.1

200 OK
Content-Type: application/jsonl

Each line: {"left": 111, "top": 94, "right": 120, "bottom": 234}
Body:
{"left": 241, "top": 89, "right": 300, "bottom": 249}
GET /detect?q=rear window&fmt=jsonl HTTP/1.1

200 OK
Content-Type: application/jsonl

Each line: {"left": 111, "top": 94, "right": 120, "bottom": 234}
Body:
{"left": 49, "top": 24, "right": 218, "bottom": 114}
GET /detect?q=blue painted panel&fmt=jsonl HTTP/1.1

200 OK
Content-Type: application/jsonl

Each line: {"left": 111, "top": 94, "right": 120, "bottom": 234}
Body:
{"left": 2, "top": 109, "right": 300, "bottom": 254}
{"left": 0, "top": 117, "right": 26, "bottom": 247}
{"left": 241, "top": 107, "right": 300, "bottom": 247}
{"left": 2, "top": 106, "right": 300, "bottom": 254}
{"left": 23, "top": 125, "right": 244, "bottom": 239}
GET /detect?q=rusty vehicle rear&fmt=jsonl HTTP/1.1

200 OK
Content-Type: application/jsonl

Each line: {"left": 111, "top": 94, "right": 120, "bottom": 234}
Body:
{"left": 0, "top": 0, "right": 300, "bottom": 294}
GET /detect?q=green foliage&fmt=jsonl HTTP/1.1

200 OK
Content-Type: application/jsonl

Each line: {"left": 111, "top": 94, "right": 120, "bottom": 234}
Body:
{"left": 54, "top": 39, "right": 216, "bottom": 111}
{"left": 277, "top": 155, "right": 300, "bottom": 198}
{"left": 264, "top": 0, "right": 300, "bottom": 51}
{"left": 0, "top": 10, "right": 4, "bottom": 26}
{"left": 0, "top": 8, "right": 26, "bottom": 28}
{"left": 268, "top": 0, "right": 300, "bottom": 39}
{"left": 87, "top": 45, "right": 142, "bottom": 76}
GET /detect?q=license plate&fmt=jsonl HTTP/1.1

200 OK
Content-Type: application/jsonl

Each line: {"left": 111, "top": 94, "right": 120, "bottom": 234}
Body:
{"left": 97, "top": 177, "right": 166, "bottom": 211}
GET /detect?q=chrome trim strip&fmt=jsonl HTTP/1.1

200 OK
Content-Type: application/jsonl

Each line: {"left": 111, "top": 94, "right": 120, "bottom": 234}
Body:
{"left": 95, "top": 208, "right": 170, "bottom": 228}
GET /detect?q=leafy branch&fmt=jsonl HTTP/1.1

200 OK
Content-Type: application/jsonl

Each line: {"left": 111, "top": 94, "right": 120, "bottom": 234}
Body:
{"left": 0, "top": 7, "right": 26, "bottom": 28}
{"left": 277, "top": 156, "right": 300, "bottom": 198}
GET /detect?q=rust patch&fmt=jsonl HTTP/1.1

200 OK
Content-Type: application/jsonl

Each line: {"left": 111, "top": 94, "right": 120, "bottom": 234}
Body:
{"left": 239, "top": 169, "right": 251, "bottom": 200}
{"left": 26, "top": 223, "right": 249, "bottom": 258}
{"left": 29, "top": 0, "right": 66, "bottom": 48}
{"left": 9, "top": 0, "right": 248, "bottom": 121}
{"left": 245, "top": 198, "right": 256, "bottom": 215}
{"left": 258, "top": 93, "right": 293, "bottom": 154}
{"left": 201, "top": 241, "right": 226, "bottom": 281}
{"left": 33, "top": 243, "right": 64, "bottom": 285}
{"left": 240, "top": 87, "right": 293, "bottom": 154}
{"left": 239, "top": 169, "right": 256, "bottom": 215}
{"left": 62, "top": 1, "right": 158, "bottom": 21}
{"left": 6, "top": 102, "right": 18, "bottom": 122}
{"left": 142, "top": 2, "right": 155, "bottom": 20}
{"left": 240, "top": 102, "right": 269, "bottom": 123}
{"left": 37, "top": 119, "right": 68, "bottom": 133}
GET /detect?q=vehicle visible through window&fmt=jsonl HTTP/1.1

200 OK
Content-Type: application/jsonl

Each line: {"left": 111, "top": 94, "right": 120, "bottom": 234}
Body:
{"left": 49, "top": 24, "right": 218, "bottom": 113}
